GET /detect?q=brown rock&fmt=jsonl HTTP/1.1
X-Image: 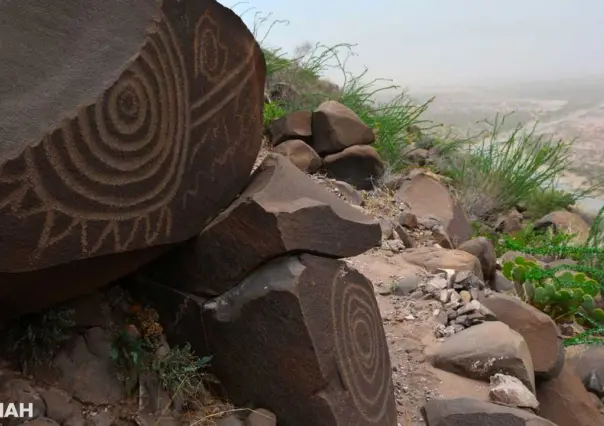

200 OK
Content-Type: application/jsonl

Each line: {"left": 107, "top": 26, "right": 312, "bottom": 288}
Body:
{"left": 40, "top": 388, "right": 76, "bottom": 424}
{"left": 0, "top": 0, "right": 265, "bottom": 316}
{"left": 272, "top": 140, "right": 321, "bottom": 173}
{"left": 401, "top": 247, "right": 483, "bottom": 280}
{"left": 52, "top": 329, "right": 123, "bottom": 405}
{"left": 567, "top": 345, "right": 604, "bottom": 396}
{"left": 395, "top": 171, "right": 471, "bottom": 246}
{"left": 322, "top": 145, "right": 384, "bottom": 190}
{"left": 246, "top": 409, "right": 277, "bottom": 426}
{"left": 140, "top": 154, "right": 381, "bottom": 296}
{"left": 404, "top": 148, "right": 430, "bottom": 166}
{"left": 268, "top": 111, "right": 312, "bottom": 146}
{"left": 489, "top": 373, "right": 539, "bottom": 410}
{"left": 495, "top": 209, "right": 524, "bottom": 235}
{"left": 458, "top": 237, "right": 497, "bottom": 283}
{"left": 537, "top": 364, "right": 604, "bottom": 426}
{"left": 203, "top": 254, "right": 397, "bottom": 426}
{"left": 379, "top": 219, "right": 394, "bottom": 241}
{"left": 492, "top": 271, "right": 515, "bottom": 293}
{"left": 331, "top": 180, "right": 363, "bottom": 206}
{"left": 431, "top": 321, "right": 535, "bottom": 392}
{"left": 534, "top": 210, "right": 590, "bottom": 244}
{"left": 480, "top": 293, "right": 564, "bottom": 380}
{"left": 311, "top": 100, "right": 374, "bottom": 156}
{"left": 432, "top": 226, "right": 454, "bottom": 249}
{"left": 422, "top": 398, "right": 557, "bottom": 426}
{"left": 398, "top": 211, "right": 419, "bottom": 228}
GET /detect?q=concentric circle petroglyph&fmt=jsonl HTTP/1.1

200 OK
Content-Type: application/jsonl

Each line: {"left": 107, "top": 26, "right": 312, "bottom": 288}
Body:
{"left": 28, "top": 14, "right": 190, "bottom": 217}
{"left": 331, "top": 268, "right": 392, "bottom": 423}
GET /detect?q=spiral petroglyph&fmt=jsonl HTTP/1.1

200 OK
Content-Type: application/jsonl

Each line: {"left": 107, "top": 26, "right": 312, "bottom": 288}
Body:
{"left": 332, "top": 267, "right": 393, "bottom": 423}
{"left": 0, "top": 0, "right": 266, "bottom": 272}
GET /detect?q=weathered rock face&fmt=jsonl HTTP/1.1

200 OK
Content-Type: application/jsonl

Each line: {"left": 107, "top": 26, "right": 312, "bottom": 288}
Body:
{"left": 395, "top": 171, "right": 471, "bottom": 246}
{"left": 421, "top": 398, "right": 557, "bottom": 426}
{"left": 533, "top": 210, "right": 590, "bottom": 245}
{"left": 268, "top": 111, "right": 312, "bottom": 146}
{"left": 480, "top": 293, "right": 565, "bottom": 380}
{"left": 537, "top": 364, "right": 604, "bottom": 426}
{"left": 141, "top": 154, "right": 381, "bottom": 296}
{"left": 401, "top": 247, "right": 484, "bottom": 280}
{"left": 311, "top": 101, "right": 374, "bottom": 156}
{"left": 134, "top": 254, "right": 397, "bottom": 426}
{"left": 457, "top": 237, "right": 497, "bottom": 283}
{"left": 272, "top": 139, "right": 321, "bottom": 173}
{"left": 568, "top": 345, "right": 604, "bottom": 396}
{"left": 431, "top": 321, "right": 535, "bottom": 392}
{"left": 322, "top": 145, "right": 385, "bottom": 190}
{"left": 0, "top": 0, "right": 265, "bottom": 273}
{"left": 203, "top": 254, "right": 397, "bottom": 426}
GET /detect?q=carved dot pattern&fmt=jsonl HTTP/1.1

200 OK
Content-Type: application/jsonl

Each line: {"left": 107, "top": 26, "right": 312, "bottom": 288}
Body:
{"left": 37, "top": 14, "right": 190, "bottom": 219}
{"left": 331, "top": 269, "right": 392, "bottom": 423}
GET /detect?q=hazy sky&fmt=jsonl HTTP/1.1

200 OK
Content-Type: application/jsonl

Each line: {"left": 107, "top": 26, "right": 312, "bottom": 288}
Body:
{"left": 233, "top": 0, "right": 604, "bottom": 89}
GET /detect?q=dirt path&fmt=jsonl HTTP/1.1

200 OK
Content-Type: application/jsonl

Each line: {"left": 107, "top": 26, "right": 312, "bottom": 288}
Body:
{"left": 347, "top": 250, "right": 489, "bottom": 425}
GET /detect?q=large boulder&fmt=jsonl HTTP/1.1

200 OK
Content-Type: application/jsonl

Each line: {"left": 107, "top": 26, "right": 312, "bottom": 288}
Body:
{"left": 0, "top": 0, "right": 265, "bottom": 317}
{"left": 395, "top": 170, "right": 471, "bottom": 246}
{"left": 311, "top": 101, "right": 374, "bottom": 156}
{"left": 135, "top": 254, "right": 398, "bottom": 426}
{"left": 401, "top": 246, "right": 484, "bottom": 280}
{"left": 480, "top": 293, "right": 565, "bottom": 380}
{"left": 140, "top": 154, "right": 381, "bottom": 296}
{"left": 533, "top": 210, "right": 590, "bottom": 244}
{"left": 421, "top": 398, "right": 556, "bottom": 426}
{"left": 537, "top": 364, "right": 604, "bottom": 426}
{"left": 431, "top": 321, "right": 535, "bottom": 392}
{"left": 322, "top": 145, "right": 384, "bottom": 190}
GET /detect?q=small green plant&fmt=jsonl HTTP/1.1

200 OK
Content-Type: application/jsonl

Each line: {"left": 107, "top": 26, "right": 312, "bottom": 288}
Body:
{"left": 151, "top": 343, "right": 212, "bottom": 408}
{"left": 502, "top": 256, "right": 604, "bottom": 323}
{"left": 9, "top": 307, "right": 75, "bottom": 373}
{"left": 263, "top": 102, "right": 286, "bottom": 128}
{"left": 109, "top": 304, "right": 213, "bottom": 408}
{"left": 522, "top": 188, "right": 577, "bottom": 219}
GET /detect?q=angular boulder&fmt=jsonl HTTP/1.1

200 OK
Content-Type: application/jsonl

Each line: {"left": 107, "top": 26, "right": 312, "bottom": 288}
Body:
{"left": 537, "top": 364, "right": 604, "bottom": 426}
{"left": 457, "top": 237, "right": 497, "bottom": 283}
{"left": 272, "top": 139, "right": 321, "bottom": 173}
{"left": 567, "top": 345, "right": 604, "bottom": 396}
{"left": 534, "top": 210, "right": 590, "bottom": 245}
{"left": 311, "top": 101, "right": 374, "bottom": 156}
{"left": 395, "top": 170, "right": 471, "bottom": 246}
{"left": 480, "top": 293, "right": 565, "bottom": 380}
{"left": 422, "top": 398, "right": 556, "bottom": 426}
{"left": 0, "top": 0, "right": 265, "bottom": 316}
{"left": 203, "top": 254, "right": 397, "bottom": 426}
{"left": 431, "top": 321, "right": 535, "bottom": 392}
{"left": 401, "top": 247, "right": 484, "bottom": 280}
{"left": 141, "top": 154, "right": 381, "bottom": 296}
{"left": 322, "top": 145, "right": 384, "bottom": 190}
{"left": 268, "top": 110, "right": 312, "bottom": 147}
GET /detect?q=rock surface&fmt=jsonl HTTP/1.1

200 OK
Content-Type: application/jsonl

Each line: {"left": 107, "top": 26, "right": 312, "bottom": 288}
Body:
{"left": 268, "top": 111, "right": 312, "bottom": 146}
{"left": 422, "top": 398, "right": 556, "bottom": 426}
{"left": 568, "top": 345, "right": 604, "bottom": 397}
{"left": 0, "top": 0, "right": 265, "bottom": 317}
{"left": 457, "top": 237, "right": 497, "bottom": 283}
{"left": 489, "top": 373, "right": 539, "bottom": 410}
{"left": 141, "top": 154, "right": 381, "bottom": 296}
{"left": 322, "top": 145, "right": 384, "bottom": 190}
{"left": 431, "top": 321, "right": 535, "bottom": 392}
{"left": 203, "top": 254, "right": 397, "bottom": 426}
{"left": 395, "top": 171, "right": 471, "bottom": 246}
{"left": 272, "top": 140, "right": 321, "bottom": 173}
{"left": 537, "top": 364, "right": 604, "bottom": 426}
{"left": 533, "top": 210, "right": 590, "bottom": 244}
{"left": 401, "top": 247, "right": 484, "bottom": 280}
{"left": 480, "top": 293, "right": 565, "bottom": 380}
{"left": 311, "top": 101, "right": 374, "bottom": 156}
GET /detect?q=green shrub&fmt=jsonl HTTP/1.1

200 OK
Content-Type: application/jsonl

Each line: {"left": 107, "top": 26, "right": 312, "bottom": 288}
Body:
{"left": 263, "top": 102, "right": 286, "bottom": 128}
{"left": 9, "top": 307, "right": 75, "bottom": 373}
{"left": 522, "top": 188, "right": 577, "bottom": 219}
{"left": 439, "top": 113, "right": 573, "bottom": 220}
